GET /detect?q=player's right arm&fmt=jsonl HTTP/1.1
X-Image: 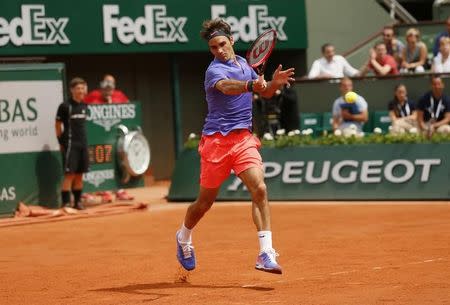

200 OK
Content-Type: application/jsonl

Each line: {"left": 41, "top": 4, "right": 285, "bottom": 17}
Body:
{"left": 215, "top": 79, "right": 252, "bottom": 95}
{"left": 55, "top": 103, "right": 66, "bottom": 147}
{"left": 55, "top": 120, "right": 63, "bottom": 138}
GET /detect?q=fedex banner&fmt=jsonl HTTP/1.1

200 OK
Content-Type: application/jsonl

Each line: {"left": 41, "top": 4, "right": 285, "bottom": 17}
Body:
{"left": 0, "top": 0, "right": 307, "bottom": 55}
{"left": 0, "top": 81, "right": 62, "bottom": 154}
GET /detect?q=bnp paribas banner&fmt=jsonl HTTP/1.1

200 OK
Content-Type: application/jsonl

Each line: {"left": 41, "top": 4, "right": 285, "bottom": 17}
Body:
{"left": 0, "top": 0, "right": 307, "bottom": 55}
{"left": 0, "top": 81, "right": 61, "bottom": 153}
{"left": 168, "top": 144, "right": 450, "bottom": 201}
{"left": 0, "top": 64, "right": 64, "bottom": 217}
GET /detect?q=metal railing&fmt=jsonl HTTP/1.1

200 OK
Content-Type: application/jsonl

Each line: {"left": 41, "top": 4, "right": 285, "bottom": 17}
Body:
{"left": 377, "top": 0, "right": 417, "bottom": 24}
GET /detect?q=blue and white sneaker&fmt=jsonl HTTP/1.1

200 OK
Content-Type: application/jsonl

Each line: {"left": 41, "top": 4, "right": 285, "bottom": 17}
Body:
{"left": 176, "top": 231, "right": 196, "bottom": 271}
{"left": 255, "top": 248, "right": 282, "bottom": 274}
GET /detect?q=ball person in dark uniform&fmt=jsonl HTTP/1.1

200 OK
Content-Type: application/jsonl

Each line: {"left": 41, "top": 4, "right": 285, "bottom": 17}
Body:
{"left": 55, "top": 77, "right": 89, "bottom": 210}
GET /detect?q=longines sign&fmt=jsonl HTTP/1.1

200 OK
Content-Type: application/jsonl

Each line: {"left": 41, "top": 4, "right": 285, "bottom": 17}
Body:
{"left": 0, "top": 0, "right": 307, "bottom": 55}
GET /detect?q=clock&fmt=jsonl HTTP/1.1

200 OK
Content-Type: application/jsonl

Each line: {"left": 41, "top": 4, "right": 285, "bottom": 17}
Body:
{"left": 117, "top": 125, "right": 151, "bottom": 183}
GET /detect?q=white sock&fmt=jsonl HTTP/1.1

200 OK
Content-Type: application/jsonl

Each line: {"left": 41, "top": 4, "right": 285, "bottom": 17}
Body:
{"left": 178, "top": 223, "right": 192, "bottom": 244}
{"left": 257, "top": 230, "right": 273, "bottom": 252}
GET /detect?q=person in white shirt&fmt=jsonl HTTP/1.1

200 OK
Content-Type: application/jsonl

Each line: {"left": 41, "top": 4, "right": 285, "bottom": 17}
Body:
{"left": 432, "top": 37, "right": 450, "bottom": 73}
{"left": 308, "top": 43, "right": 360, "bottom": 79}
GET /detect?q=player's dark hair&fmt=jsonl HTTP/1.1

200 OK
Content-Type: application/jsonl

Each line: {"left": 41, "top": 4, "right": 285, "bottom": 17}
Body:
{"left": 321, "top": 43, "right": 333, "bottom": 53}
{"left": 394, "top": 83, "right": 406, "bottom": 91}
{"left": 200, "top": 18, "right": 232, "bottom": 41}
{"left": 70, "top": 77, "right": 87, "bottom": 88}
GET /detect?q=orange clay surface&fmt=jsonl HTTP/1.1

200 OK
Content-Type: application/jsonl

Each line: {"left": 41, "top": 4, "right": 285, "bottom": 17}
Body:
{"left": 0, "top": 183, "right": 449, "bottom": 305}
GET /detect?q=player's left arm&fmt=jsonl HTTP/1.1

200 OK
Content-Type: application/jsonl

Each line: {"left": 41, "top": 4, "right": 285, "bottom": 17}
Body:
{"left": 257, "top": 65, "right": 295, "bottom": 98}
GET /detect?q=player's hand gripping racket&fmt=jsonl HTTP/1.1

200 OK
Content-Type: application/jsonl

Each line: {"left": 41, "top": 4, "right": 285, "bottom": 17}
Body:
{"left": 246, "top": 29, "right": 277, "bottom": 76}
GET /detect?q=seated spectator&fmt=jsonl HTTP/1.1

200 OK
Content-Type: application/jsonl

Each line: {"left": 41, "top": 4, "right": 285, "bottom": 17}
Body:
{"left": 332, "top": 77, "right": 369, "bottom": 133}
{"left": 382, "top": 25, "right": 404, "bottom": 66}
{"left": 388, "top": 84, "right": 417, "bottom": 134}
{"left": 432, "top": 37, "right": 450, "bottom": 73}
{"left": 416, "top": 76, "right": 450, "bottom": 135}
{"left": 400, "top": 28, "right": 427, "bottom": 74}
{"left": 432, "top": 16, "right": 450, "bottom": 56}
{"left": 308, "top": 43, "right": 359, "bottom": 79}
{"left": 360, "top": 42, "right": 399, "bottom": 76}
{"left": 84, "top": 74, "right": 129, "bottom": 104}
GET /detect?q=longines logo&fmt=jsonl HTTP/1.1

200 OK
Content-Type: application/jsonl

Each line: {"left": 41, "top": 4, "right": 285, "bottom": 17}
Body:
{"left": 87, "top": 104, "right": 136, "bottom": 132}
{"left": 83, "top": 169, "right": 114, "bottom": 187}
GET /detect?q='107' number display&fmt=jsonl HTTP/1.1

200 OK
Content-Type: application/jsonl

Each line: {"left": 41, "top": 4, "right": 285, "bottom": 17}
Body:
{"left": 89, "top": 144, "right": 113, "bottom": 164}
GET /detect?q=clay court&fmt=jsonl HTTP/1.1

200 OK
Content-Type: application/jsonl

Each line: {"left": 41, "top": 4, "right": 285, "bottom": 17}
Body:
{"left": 0, "top": 184, "right": 449, "bottom": 305}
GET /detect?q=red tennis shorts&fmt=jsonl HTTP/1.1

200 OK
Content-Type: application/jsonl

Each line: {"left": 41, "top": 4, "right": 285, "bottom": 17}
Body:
{"left": 198, "top": 129, "right": 263, "bottom": 188}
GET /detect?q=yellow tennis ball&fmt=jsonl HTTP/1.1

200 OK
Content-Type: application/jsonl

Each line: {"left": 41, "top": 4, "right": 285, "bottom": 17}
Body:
{"left": 344, "top": 91, "right": 357, "bottom": 103}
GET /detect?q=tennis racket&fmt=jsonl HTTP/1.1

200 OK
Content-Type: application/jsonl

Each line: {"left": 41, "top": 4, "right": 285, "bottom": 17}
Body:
{"left": 246, "top": 29, "right": 277, "bottom": 76}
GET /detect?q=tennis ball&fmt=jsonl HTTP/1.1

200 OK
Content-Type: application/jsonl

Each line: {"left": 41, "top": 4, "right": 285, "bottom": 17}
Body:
{"left": 344, "top": 91, "right": 357, "bottom": 103}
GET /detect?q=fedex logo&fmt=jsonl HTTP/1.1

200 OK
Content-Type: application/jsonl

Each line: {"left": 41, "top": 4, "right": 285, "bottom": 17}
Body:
{"left": 211, "top": 5, "right": 287, "bottom": 42}
{"left": 0, "top": 5, "right": 70, "bottom": 46}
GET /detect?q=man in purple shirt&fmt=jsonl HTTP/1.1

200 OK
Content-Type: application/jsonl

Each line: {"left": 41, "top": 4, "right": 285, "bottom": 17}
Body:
{"left": 175, "top": 18, "right": 295, "bottom": 274}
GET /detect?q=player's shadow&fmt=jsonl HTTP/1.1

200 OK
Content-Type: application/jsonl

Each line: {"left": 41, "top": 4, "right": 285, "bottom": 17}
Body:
{"left": 91, "top": 282, "right": 274, "bottom": 302}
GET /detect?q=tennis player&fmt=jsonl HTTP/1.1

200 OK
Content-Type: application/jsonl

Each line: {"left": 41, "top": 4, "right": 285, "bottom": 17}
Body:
{"left": 176, "top": 19, "right": 295, "bottom": 274}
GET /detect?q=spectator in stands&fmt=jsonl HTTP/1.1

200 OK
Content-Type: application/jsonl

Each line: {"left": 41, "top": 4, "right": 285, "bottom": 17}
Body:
{"left": 360, "top": 42, "right": 399, "bottom": 76}
{"left": 432, "top": 16, "right": 450, "bottom": 56}
{"left": 388, "top": 84, "right": 417, "bottom": 134}
{"left": 84, "top": 74, "right": 129, "bottom": 104}
{"left": 308, "top": 43, "right": 359, "bottom": 79}
{"left": 400, "top": 28, "right": 428, "bottom": 74}
{"left": 416, "top": 76, "right": 450, "bottom": 134}
{"left": 382, "top": 25, "right": 404, "bottom": 66}
{"left": 432, "top": 37, "right": 450, "bottom": 73}
{"left": 83, "top": 74, "right": 134, "bottom": 202}
{"left": 332, "top": 77, "right": 369, "bottom": 134}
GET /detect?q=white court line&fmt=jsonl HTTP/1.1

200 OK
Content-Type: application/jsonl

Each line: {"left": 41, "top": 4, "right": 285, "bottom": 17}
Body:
{"left": 330, "top": 270, "right": 357, "bottom": 275}
{"left": 241, "top": 257, "right": 446, "bottom": 288}
{"left": 150, "top": 200, "right": 450, "bottom": 215}
{"left": 164, "top": 201, "right": 450, "bottom": 208}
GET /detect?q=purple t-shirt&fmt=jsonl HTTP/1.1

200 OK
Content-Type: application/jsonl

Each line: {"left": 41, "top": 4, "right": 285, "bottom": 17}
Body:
{"left": 203, "top": 55, "right": 258, "bottom": 135}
